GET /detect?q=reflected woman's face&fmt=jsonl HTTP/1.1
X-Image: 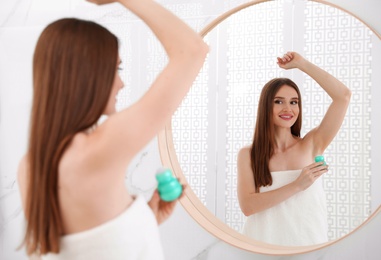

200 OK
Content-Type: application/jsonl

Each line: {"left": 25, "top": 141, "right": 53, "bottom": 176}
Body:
{"left": 272, "top": 85, "right": 300, "bottom": 129}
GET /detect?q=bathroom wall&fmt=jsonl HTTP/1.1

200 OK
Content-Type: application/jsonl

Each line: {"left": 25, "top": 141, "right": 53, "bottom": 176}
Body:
{"left": 0, "top": 0, "right": 380, "bottom": 259}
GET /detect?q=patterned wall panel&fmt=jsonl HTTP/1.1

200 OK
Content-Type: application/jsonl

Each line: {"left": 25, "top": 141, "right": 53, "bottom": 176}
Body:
{"left": 303, "top": 1, "right": 372, "bottom": 240}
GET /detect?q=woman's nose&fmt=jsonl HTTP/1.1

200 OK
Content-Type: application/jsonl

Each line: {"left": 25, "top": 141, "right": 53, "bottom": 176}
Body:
{"left": 282, "top": 104, "right": 291, "bottom": 111}
{"left": 118, "top": 77, "right": 125, "bottom": 90}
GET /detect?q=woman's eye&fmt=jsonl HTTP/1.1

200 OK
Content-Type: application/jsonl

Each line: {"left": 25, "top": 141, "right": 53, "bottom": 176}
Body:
{"left": 274, "top": 100, "right": 282, "bottom": 104}
{"left": 291, "top": 101, "right": 298, "bottom": 105}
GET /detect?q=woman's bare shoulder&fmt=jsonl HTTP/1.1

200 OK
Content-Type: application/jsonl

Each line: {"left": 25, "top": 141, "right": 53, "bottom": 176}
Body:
{"left": 61, "top": 132, "right": 87, "bottom": 157}
{"left": 58, "top": 132, "right": 96, "bottom": 174}
{"left": 239, "top": 145, "right": 251, "bottom": 154}
{"left": 59, "top": 130, "right": 128, "bottom": 180}
{"left": 237, "top": 145, "right": 252, "bottom": 162}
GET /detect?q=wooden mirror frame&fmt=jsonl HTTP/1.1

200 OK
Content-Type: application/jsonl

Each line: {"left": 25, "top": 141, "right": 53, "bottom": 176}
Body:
{"left": 158, "top": 0, "right": 381, "bottom": 255}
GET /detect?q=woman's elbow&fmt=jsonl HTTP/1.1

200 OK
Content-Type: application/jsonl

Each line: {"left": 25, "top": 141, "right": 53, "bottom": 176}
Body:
{"left": 239, "top": 202, "right": 254, "bottom": 217}
{"left": 242, "top": 209, "right": 252, "bottom": 217}
{"left": 191, "top": 40, "right": 209, "bottom": 62}
{"left": 186, "top": 35, "right": 209, "bottom": 57}
{"left": 199, "top": 40, "right": 209, "bottom": 55}
{"left": 343, "top": 88, "right": 352, "bottom": 102}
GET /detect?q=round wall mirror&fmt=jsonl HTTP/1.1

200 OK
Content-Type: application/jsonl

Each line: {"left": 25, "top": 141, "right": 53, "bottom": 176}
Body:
{"left": 159, "top": 0, "right": 381, "bottom": 254}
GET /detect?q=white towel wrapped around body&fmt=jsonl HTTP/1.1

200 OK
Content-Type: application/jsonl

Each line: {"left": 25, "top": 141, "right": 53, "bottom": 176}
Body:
{"left": 242, "top": 169, "right": 328, "bottom": 246}
{"left": 42, "top": 195, "right": 164, "bottom": 260}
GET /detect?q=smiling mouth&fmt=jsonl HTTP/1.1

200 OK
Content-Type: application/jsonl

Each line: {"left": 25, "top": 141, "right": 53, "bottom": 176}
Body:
{"left": 279, "top": 115, "right": 293, "bottom": 120}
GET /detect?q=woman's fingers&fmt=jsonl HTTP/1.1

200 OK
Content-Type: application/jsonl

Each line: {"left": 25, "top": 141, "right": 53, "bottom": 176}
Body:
{"left": 309, "top": 164, "right": 329, "bottom": 178}
{"left": 283, "top": 53, "right": 292, "bottom": 62}
{"left": 279, "top": 52, "right": 293, "bottom": 62}
{"left": 302, "top": 162, "right": 328, "bottom": 177}
{"left": 306, "top": 161, "right": 326, "bottom": 169}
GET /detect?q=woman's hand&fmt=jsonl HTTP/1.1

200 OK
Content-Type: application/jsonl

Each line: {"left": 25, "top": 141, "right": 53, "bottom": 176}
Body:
{"left": 276, "top": 51, "right": 306, "bottom": 70}
{"left": 148, "top": 185, "right": 186, "bottom": 225}
{"left": 294, "top": 162, "right": 328, "bottom": 191}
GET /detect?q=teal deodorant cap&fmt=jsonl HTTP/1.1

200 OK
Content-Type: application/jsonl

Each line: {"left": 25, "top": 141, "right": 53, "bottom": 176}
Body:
{"left": 314, "top": 155, "right": 326, "bottom": 165}
{"left": 156, "top": 168, "right": 183, "bottom": 202}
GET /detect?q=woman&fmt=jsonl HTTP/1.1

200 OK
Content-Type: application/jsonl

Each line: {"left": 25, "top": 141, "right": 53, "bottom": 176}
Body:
{"left": 237, "top": 52, "right": 351, "bottom": 246}
{"left": 17, "top": 0, "right": 208, "bottom": 258}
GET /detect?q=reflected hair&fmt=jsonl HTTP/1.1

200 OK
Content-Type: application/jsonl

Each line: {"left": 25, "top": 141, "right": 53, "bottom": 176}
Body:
{"left": 250, "top": 78, "right": 302, "bottom": 192}
{"left": 24, "top": 18, "right": 119, "bottom": 255}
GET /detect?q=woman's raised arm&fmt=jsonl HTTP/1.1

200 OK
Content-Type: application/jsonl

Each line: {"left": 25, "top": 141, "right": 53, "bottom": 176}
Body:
{"left": 85, "top": 0, "right": 208, "bottom": 170}
{"left": 277, "top": 52, "right": 351, "bottom": 154}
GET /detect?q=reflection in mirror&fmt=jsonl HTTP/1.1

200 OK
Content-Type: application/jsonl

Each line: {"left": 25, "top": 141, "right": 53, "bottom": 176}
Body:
{"left": 170, "top": 0, "right": 381, "bottom": 245}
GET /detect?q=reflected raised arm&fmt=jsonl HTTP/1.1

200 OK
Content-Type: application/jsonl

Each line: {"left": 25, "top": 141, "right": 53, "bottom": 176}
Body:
{"left": 277, "top": 51, "right": 351, "bottom": 155}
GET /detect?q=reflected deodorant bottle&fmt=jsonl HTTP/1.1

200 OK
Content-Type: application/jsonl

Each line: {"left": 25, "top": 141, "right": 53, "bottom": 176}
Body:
{"left": 156, "top": 168, "right": 183, "bottom": 202}
{"left": 315, "top": 155, "right": 326, "bottom": 165}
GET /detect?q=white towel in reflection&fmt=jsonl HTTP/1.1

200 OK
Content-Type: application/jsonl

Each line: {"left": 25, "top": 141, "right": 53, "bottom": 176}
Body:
{"left": 242, "top": 169, "right": 328, "bottom": 246}
{"left": 42, "top": 195, "right": 164, "bottom": 260}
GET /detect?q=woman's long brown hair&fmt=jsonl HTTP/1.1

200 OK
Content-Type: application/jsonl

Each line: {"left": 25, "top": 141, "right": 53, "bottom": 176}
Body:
{"left": 24, "top": 18, "right": 118, "bottom": 255}
{"left": 250, "top": 78, "right": 302, "bottom": 192}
